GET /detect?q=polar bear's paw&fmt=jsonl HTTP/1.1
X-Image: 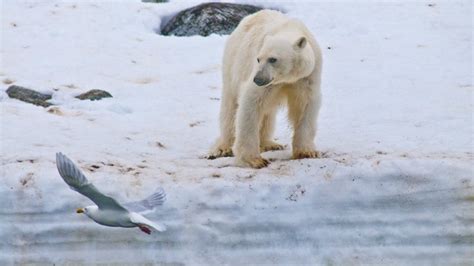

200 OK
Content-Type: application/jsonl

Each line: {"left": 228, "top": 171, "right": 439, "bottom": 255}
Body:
{"left": 260, "top": 141, "right": 285, "bottom": 152}
{"left": 246, "top": 157, "right": 270, "bottom": 169}
{"left": 292, "top": 149, "right": 321, "bottom": 160}
{"left": 207, "top": 147, "right": 233, "bottom": 160}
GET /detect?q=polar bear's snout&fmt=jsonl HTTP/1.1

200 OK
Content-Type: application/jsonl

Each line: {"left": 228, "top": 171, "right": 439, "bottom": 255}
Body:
{"left": 253, "top": 69, "right": 272, "bottom": 86}
{"left": 253, "top": 76, "right": 270, "bottom": 86}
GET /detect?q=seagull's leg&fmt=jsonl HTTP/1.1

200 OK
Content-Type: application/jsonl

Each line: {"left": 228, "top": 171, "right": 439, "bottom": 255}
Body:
{"left": 138, "top": 224, "right": 151, "bottom": 234}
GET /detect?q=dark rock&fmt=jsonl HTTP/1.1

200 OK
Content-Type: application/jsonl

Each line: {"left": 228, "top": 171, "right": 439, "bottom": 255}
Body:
{"left": 6, "top": 85, "right": 53, "bottom": 107}
{"left": 75, "top": 89, "right": 112, "bottom": 101}
{"left": 143, "top": 0, "right": 168, "bottom": 2}
{"left": 161, "top": 2, "right": 263, "bottom": 37}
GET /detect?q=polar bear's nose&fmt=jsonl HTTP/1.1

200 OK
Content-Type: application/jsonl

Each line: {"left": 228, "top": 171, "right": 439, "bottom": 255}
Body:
{"left": 253, "top": 76, "right": 270, "bottom": 86}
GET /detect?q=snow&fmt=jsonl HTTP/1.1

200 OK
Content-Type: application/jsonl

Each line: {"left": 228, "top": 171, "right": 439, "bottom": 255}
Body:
{"left": 0, "top": 0, "right": 472, "bottom": 265}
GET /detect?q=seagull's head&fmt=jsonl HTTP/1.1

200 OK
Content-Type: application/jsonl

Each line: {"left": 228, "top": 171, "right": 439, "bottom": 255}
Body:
{"left": 76, "top": 206, "right": 98, "bottom": 217}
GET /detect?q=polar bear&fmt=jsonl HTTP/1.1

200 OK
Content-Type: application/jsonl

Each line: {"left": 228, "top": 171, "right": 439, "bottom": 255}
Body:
{"left": 209, "top": 10, "right": 322, "bottom": 168}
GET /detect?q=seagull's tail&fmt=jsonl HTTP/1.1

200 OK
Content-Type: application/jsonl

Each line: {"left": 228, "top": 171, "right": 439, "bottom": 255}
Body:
{"left": 146, "top": 219, "right": 167, "bottom": 233}
{"left": 130, "top": 213, "right": 166, "bottom": 232}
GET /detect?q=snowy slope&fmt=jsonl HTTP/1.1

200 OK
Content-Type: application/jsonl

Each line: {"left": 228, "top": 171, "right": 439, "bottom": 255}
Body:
{"left": 0, "top": 0, "right": 472, "bottom": 265}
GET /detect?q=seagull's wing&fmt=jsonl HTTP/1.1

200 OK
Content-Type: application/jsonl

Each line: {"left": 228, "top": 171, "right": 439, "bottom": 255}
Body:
{"left": 56, "top": 152, "right": 127, "bottom": 211}
{"left": 129, "top": 212, "right": 166, "bottom": 232}
{"left": 123, "top": 188, "right": 166, "bottom": 214}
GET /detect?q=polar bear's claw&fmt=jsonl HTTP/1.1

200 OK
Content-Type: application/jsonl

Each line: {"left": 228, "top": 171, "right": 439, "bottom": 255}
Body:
{"left": 260, "top": 141, "right": 285, "bottom": 152}
{"left": 248, "top": 157, "right": 270, "bottom": 169}
{"left": 293, "top": 150, "right": 321, "bottom": 160}
{"left": 207, "top": 147, "right": 233, "bottom": 160}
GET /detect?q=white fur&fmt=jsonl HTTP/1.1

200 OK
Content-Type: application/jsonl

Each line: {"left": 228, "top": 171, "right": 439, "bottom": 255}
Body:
{"left": 210, "top": 10, "right": 323, "bottom": 168}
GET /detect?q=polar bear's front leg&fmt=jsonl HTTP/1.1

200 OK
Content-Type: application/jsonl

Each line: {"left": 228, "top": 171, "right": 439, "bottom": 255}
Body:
{"left": 288, "top": 84, "right": 322, "bottom": 160}
{"left": 234, "top": 87, "right": 270, "bottom": 168}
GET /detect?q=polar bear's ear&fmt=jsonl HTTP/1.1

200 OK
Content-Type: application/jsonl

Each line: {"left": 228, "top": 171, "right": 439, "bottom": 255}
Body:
{"left": 294, "top": 37, "right": 307, "bottom": 50}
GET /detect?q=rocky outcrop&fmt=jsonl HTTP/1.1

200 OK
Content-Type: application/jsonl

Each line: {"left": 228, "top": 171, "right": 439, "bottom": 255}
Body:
{"left": 161, "top": 2, "right": 263, "bottom": 37}
{"left": 75, "top": 89, "right": 112, "bottom": 101}
{"left": 6, "top": 85, "right": 53, "bottom": 107}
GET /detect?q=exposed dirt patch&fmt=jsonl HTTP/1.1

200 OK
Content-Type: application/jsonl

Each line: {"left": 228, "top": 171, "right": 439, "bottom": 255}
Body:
{"left": 19, "top": 173, "right": 34, "bottom": 188}
{"left": 287, "top": 184, "right": 306, "bottom": 202}
{"left": 155, "top": 141, "right": 166, "bottom": 149}
{"left": 89, "top": 164, "right": 101, "bottom": 171}
{"left": 189, "top": 121, "right": 205, "bottom": 127}
{"left": 16, "top": 159, "right": 37, "bottom": 164}
{"left": 237, "top": 173, "right": 255, "bottom": 179}
{"left": 62, "top": 84, "right": 78, "bottom": 89}
{"left": 193, "top": 65, "right": 219, "bottom": 74}
{"left": 132, "top": 77, "right": 156, "bottom": 84}
{"left": 86, "top": 161, "right": 149, "bottom": 177}
{"left": 3, "top": 78, "right": 15, "bottom": 84}
{"left": 118, "top": 167, "right": 135, "bottom": 174}
{"left": 47, "top": 106, "right": 64, "bottom": 116}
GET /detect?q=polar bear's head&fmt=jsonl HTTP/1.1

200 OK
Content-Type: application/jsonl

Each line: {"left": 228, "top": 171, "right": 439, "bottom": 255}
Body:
{"left": 253, "top": 35, "right": 315, "bottom": 87}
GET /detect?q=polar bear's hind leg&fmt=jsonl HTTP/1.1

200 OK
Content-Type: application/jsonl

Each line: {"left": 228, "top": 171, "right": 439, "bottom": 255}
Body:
{"left": 259, "top": 112, "right": 284, "bottom": 152}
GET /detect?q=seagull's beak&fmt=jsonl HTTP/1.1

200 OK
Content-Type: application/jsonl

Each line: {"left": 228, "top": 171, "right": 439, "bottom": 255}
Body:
{"left": 76, "top": 208, "right": 84, "bottom": 214}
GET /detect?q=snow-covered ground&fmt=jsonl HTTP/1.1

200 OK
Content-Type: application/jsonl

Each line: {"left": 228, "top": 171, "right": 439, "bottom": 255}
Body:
{"left": 1, "top": 0, "right": 472, "bottom": 264}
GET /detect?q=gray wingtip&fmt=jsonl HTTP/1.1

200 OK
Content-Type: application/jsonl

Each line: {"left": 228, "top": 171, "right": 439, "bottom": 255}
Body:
{"left": 155, "top": 187, "right": 166, "bottom": 196}
{"left": 153, "top": 187, "right": 166, "bottom": 200}
{"left": 56, "top": 152, "right": 71, "bottom": 174}
{"left": 56, "top": 152, "right": 67, "bottom": 165}
{"left": 149, "top": 187, "right": 166, "bottom": 206}
{"left": 55, "top": 152, "right": 89, "bottom": 189}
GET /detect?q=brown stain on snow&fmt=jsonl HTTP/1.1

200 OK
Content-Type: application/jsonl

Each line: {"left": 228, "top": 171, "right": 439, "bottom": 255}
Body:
{"left": 3, "top": 78, "right": 15, "bottom": 84}
{"left": 20, "top": 173, "right": 34, "bottom": 188}
{"left": 193, "top": 65, "right": 220, "bottom": 75}
{"left": 131, "top": 77, "right": 156, "bottom": 84}
{"left": 47, "top": 107, "right": 64, "bottom": 116}
{"left": 189, "top": 121, "right": 205, "bottom": 127}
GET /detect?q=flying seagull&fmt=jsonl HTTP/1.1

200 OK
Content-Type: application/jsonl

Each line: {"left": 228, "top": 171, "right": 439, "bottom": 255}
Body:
{"left": 56, "top": 152, "right": 166, "bottom": 234}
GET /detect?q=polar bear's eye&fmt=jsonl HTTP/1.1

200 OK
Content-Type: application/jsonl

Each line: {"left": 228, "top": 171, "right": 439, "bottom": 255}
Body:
{"left": 268, "top": 57, "right": 277, "bottom": 63}
{"left": 257, "top": 58, "right": 260, "bottom": 63}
